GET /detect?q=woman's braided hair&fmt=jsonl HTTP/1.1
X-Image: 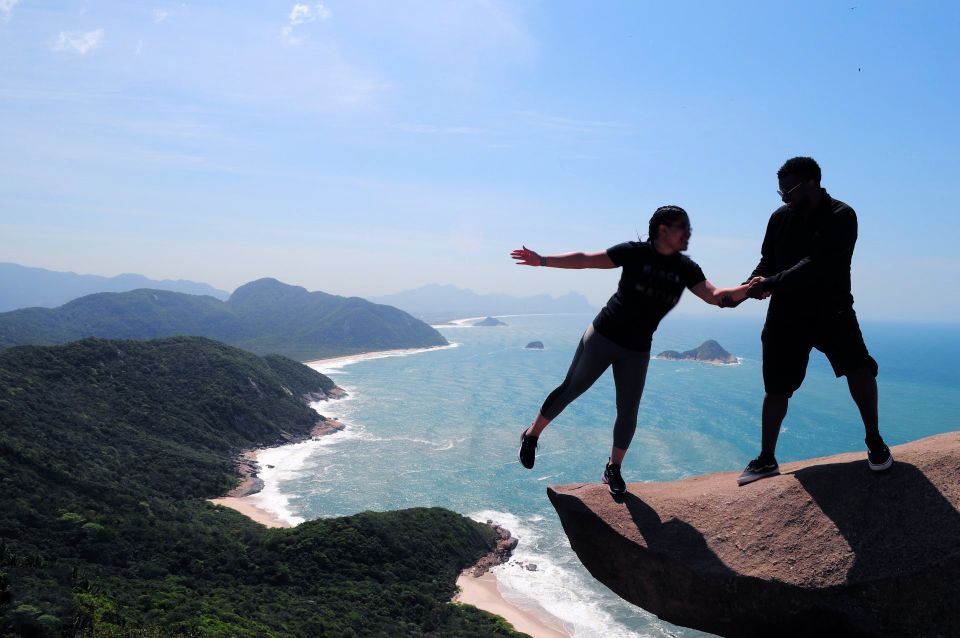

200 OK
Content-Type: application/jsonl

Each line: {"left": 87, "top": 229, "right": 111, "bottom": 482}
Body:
{"left": 646, "top": 205, "right": 688, "bottom": 243}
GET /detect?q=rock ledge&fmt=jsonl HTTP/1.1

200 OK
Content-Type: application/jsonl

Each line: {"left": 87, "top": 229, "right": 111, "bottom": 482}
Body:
{"left": 548, "top": 432, "right": 960, "bottom": 637}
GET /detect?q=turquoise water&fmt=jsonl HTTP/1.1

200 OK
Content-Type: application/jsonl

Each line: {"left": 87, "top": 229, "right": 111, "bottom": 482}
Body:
{"left": 252, "top": 313, "right": 960, "bottom": 638}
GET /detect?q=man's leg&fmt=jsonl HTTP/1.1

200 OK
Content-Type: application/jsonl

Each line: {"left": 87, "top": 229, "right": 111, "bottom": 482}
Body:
{"left": 761, "top": 392, "right": 790, "bottom": 457}
{"left": 739, "top": 320, "right": 807, "bottom": 485}
{"left": 738, "top": 392, "right": 789, "bottom": 486}
{"left": 846, "top": 365, "right": 892, "bottom": 469}
{"left": 847, "top": 366, "right": 880, "bottom": 444}
{"left": 820, "top": 308, "right": 891, "bottom": 470}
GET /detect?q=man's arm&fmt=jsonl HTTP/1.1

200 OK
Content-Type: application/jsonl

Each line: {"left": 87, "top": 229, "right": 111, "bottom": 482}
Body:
{"left": 748, "top": 215, "right": 778, "bottom": 281}
{"left": 756, "top": 208, "right": 857, "bottom": 294}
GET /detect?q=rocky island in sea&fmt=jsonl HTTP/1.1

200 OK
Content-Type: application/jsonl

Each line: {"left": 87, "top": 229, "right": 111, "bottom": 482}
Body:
{"left": 525, "top": 341, "right": 544, "bottom": 349}
{"left": 475, "top": 316, "right": 507, "bottom": 326}
{"left": 655, "top": 339, "right": 737, "bottom": 365}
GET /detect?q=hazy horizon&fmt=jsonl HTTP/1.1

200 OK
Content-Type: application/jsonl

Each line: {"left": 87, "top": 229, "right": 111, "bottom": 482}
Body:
{"left": 2, "top": 2, "right": 959, "bottom": 323}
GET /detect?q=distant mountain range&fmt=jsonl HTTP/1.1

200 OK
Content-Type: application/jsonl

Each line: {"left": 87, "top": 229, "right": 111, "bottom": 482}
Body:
{"left": 0, "top": 277, "right": 447, "bottom": 360}
{"left": 0, "top": 262, "right": 230, "bottom": 312}
{"left": 370, "top": 284, "right": 596, "bottom": 323}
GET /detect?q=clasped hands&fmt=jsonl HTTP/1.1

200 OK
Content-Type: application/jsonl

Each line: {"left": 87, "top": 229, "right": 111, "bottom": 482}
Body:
{"left": 745, "top": 276, "right": 771, "bottom": 300}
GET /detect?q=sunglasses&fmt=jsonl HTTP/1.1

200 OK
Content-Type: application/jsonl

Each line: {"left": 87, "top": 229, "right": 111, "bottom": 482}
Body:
{"left": 777, "top": 182, "right": 803, "bottom": 199}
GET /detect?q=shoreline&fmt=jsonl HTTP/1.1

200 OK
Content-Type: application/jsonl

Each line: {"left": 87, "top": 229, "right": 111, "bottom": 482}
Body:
{"left": 208, "top": 416, "right": 345, "bottom": 527}
{"left": 213, "top": 343, "right": 570, "bottom": 637}
{"left": 209, "top": 491, "right": 293, "bottom": 528}
{"left": 652, "top": 354, "right": 742, "bottom": 366}
{"left": 302, "top": 343, "right": 457, "bottom": 370}
{"left": 454, "top": 571, "right": 569, "bottom": 638}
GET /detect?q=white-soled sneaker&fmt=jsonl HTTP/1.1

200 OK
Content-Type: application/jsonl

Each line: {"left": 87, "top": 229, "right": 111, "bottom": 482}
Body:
{"left": 737, "top": 454, "right": 780, "bottom": 486}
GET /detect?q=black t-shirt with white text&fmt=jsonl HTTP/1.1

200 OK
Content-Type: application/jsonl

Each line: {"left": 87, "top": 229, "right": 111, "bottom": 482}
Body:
{"left": 592, "top": 241, "right": 706, "bottom": 351}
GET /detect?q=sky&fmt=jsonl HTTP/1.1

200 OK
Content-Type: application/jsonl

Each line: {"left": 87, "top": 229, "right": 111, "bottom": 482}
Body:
{"left": 1, "top": 1, "right": 958, "bottom": 322}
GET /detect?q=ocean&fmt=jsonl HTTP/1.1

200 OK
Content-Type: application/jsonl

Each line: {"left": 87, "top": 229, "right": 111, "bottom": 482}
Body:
{"left": 249, "top": 312, "right": 960, "bottom": 637}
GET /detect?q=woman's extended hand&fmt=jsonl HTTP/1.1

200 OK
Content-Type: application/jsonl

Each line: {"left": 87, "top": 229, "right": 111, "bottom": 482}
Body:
{"left": 511, "top": 245, "right": 542, "bottom": 266}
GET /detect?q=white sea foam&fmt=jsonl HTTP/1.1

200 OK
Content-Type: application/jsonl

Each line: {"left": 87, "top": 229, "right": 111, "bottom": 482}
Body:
{"left": 306, "top": 343, "right": 459, "bottom": 374}
{"left": 245, "top": 416, "right": 369, "bottom": 525}
{"left": 250, "top": 441, "right": 318, "bottom": 525}
{"left": 467, "top": 510, "right": 657, "bottom": 638}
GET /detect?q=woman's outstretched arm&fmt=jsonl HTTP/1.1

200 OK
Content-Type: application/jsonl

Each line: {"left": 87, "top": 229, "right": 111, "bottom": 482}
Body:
{"left": 510, "top": 245, "right": 616, "bottom": 269}
{"left": 689, "top": 279, "right": 762, "bottom": 308}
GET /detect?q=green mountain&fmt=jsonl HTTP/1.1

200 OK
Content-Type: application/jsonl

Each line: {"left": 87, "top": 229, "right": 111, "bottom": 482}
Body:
{"left": 0, "top": 337, "right": 518, "bottom": 637}
{"left": 0, "top": 278, "right": 448, "bottom": 361}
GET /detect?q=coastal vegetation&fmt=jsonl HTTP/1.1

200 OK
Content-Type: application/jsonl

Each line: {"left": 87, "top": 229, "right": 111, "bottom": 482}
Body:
{"left": 0, "top": 337, "right": 520, "bottom": 637}
{"left": 0, "top": 278, "right": 448, "bottom": 361}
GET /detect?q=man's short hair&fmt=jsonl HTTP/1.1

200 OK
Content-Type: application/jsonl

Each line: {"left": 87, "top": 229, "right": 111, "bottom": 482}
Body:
{"left": 777, "top": 156, "right": 821, "bottom": 183}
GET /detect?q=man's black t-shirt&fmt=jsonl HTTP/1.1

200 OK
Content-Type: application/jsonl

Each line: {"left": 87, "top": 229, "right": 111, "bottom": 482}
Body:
{"left": 749, "top": 191, "right": 857, "bottom": 319}
{"left": 592, "top": 241, "right": 706, "bottom": 351}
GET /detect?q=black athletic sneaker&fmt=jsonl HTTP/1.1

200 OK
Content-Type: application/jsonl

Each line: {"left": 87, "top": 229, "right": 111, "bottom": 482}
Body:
{"left": 867, "top": 439, "right": 893, "bottom": 471}
{"left": 737, "top": 454, "right": 780, "bottom": 486}
{"left": 518, "top": 430, "right": 538, "bottom": 469}
{"left": 602, "top": 460, "right": 626, "bottom": 495}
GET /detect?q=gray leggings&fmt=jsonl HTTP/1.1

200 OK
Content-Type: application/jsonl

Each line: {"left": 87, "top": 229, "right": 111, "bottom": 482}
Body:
{"left": 540, "top": 324, "right": 650, "bottom": 450}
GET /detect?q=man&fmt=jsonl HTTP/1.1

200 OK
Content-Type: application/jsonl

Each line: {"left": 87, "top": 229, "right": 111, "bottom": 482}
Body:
{"left": 738, "top": 156, "right": 892, "bottom": 486}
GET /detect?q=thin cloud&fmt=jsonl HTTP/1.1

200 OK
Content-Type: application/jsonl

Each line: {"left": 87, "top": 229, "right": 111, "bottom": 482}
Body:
{"left": 152, "top": 9, "right": 170, "bottom": 24}
{"left": 282, "top": 3, "right": 331, "bottom": 44}
{"left": 53, "top": 29, "right": 105, "bottom": 55}
{"left": 0, "top": 0, "right": 19, "bottom": 22}
{"left": 397, "top": 123, "right": 484, "bottom": 135}
{"left": 518, "top": 111, "right": 632, "bottom": 134}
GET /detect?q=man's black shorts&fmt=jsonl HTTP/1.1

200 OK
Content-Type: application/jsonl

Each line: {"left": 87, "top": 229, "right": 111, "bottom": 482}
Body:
{"left": 761, "top": 307, "right": 878, "bottom": 397}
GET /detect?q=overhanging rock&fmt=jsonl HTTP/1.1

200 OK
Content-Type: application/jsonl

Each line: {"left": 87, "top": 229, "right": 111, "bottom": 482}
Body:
{"left": 548, "top": 432, "right": 960, "bottom": 638}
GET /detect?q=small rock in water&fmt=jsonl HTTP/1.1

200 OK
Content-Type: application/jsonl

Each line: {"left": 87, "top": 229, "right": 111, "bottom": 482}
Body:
{"left": 525, "top": 563, "right": 538, "bottom": 571}
{"left": 525, "top": 341, "right": 544, "bottom": 349}
{"left": 475, "top": 316, "right": 507, "bottom": 326}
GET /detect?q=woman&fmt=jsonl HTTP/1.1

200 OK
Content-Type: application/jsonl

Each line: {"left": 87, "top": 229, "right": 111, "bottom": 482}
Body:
{"left": 511, "top": 205, "right": 754, "bottom": 495}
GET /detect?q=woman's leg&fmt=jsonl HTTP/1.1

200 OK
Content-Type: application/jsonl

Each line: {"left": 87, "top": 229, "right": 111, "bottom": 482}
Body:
{"left": 609, "top": 351, "right": 651, "bottom": 463}
{"left": 528, "top": 325, "right": 617, "bottom": 437}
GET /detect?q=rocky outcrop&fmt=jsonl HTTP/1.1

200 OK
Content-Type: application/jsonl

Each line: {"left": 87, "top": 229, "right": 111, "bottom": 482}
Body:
{"left": 525, "top": 341, "right": 544, "bottom": 349}
{"left": 475, "top": 316, "right": 507, "bottom": 326}
{"left": 310, "top": 416, "right": 346, "bottom": 437}
{"left": 465, "top": 521, "right": 519, "bottom": 576}
{"left": 304, "top": 386, "right": 348, "bottom": 402}
{"left": 656, "top": 339, "right": 737, "bottom": 364}
{"left": 548, "top": 432, "right": 960, "bottom": 638}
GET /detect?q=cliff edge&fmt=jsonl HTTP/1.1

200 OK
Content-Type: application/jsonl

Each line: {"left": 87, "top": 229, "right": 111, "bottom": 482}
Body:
{"left": 548, "top": 432, "right": 960, "bottom": 637}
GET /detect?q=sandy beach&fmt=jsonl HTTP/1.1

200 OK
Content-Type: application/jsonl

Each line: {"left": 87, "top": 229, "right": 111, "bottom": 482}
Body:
{"left": 303, "top": 343, "right": 456, "bottom": 370}
{"left": 211, "top": 485, "right": 570, "bottom": 637}
{"left": 209, "top": 495, "right": 292, "bottom": 528}
{"left": 213, "top": 345, "right": 570, "bottom": 636}
{"left": 455, "top": 571, "right": 569, "bottom": 638}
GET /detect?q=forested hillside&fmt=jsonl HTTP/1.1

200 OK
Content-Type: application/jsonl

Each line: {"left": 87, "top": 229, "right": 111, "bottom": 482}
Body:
{"left": 0, "top": 338, "right": 517, "bottom": 637}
